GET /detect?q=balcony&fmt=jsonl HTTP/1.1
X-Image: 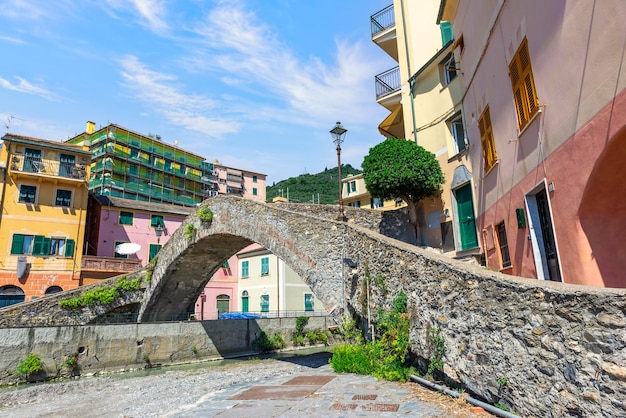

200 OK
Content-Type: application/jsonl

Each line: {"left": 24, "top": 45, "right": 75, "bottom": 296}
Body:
{"left": 10, "top": 156, "right": 87, "bottom": 182}
{"left": 375, "top": 66, "right": 401, "bottom": 109}
{"left": 371, "top": 4, "right": 398, "bottom": 61}
{"left": 81, "top": 256, "right": 142, "bottom": 273}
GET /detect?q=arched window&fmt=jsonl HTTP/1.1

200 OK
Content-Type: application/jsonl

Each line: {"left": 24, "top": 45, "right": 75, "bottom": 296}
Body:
{"left": 216, "top": 294, "right": 230, "bottom": 317}
{"left": 45, "top": 286, "right": 63, "bottom": 295}
{"left": 0, "top": 285, "right": 25, "bottom": 308}
{"left": 241, "top": 291, "right": 249, "bottom": 313}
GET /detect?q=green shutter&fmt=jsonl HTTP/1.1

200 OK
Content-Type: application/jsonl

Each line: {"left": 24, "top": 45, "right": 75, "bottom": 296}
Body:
{"left": 149, "top": 244, "right": 162, "bottom": 261}
{"left": 120, "top": 211, "right": 133, "bottom": 225}
{"left": 440, "top": 21, "right": 453, "bottom": 45}
{"left": 261, "top": 257, "right": 269, "bottom": 275}
{"left": 241, "top": 261, "right": 249, "bottom": 278}
{"left": 151, "top": 215, "right": 164, "bottom": 227}
{"left": 43, "top": 238, "right": 51, "bottom": 255}
{"left": 10, "top": 234, "right": 24, "bottom": 255}
{"left": 32, "top": 235, "right": 46, "bottom": 255}
{"left": 64, "top": 239, "right": 75, "bottom": 257}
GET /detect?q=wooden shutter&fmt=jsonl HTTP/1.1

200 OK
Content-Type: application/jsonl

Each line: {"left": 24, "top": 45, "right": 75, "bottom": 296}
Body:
{"left": 509, "top": 38, "right": 539, "bottom": 129}
{"left": 10, "top": 235, "right": 24, "bottom": 255}
{"left": 479, "top": 107, "right": 497, "bottom": 172}
{"left": 149, "top": 244, "right": 161, "bottom": 261}
{"left": 32, "top": 235, "right": 46, "bottom": 255}
{"left": 64, "top": 239, "right": 75, "bottom": 257}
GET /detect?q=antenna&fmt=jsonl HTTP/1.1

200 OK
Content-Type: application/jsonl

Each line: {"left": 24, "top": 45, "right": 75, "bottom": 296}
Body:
{"left": 5, "top": 114, "right": 23, "bottom": 132}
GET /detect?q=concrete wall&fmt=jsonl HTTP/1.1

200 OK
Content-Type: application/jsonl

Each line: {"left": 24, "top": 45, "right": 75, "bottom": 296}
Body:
{"left": 0, "top": 316, "right": 332, "bottom": 386}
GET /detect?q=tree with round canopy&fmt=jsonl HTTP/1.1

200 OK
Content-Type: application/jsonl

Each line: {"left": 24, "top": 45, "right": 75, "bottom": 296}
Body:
{"left": 362, "top": 138, "right": 445, "bottom": 244}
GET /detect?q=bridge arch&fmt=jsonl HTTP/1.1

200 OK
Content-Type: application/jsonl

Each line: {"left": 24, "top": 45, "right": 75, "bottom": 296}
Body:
{"left": 140, "top": 196, "right": 354, "bottom": 321}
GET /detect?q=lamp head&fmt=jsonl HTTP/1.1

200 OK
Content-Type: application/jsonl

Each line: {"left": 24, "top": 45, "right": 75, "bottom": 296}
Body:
{"left": 330, "top": 121, "right": 347, "bottom": 146}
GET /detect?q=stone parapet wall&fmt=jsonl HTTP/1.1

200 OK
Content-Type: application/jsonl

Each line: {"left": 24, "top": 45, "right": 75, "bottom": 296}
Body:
{"left": 0, "top": 317, "right": 332, "bottom": 386}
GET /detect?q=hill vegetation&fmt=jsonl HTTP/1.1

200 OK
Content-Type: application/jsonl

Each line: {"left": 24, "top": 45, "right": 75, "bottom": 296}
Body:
{"left": 266, "top": 165, "right": 362, "bottom": 204}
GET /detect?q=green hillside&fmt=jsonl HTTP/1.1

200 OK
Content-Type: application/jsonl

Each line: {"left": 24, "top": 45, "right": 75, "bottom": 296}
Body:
{"left": 266, "top": 165, "right": 362, "bottom": 204}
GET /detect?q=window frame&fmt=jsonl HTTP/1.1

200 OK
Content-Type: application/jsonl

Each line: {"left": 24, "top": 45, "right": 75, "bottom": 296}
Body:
{"left": 241, "top": 260, "right": 249, "bottom": 278}
{"left": 496, "top": 221, "right": 512, "bottom": 268}
{"left": 54, "top": 189, "right": 72, "bottom": 207}
{"left": 114, "top": 240, "right": 129, "bottom": 258}
{"left": 10, "top": 234, "right": 33, "bottom": 255}
{"left": 478, "top": 106, "right": 497, "bottom": 173}
{"left": 50, "top": 237, "right": 66, "bottom": 256}
{"left": 449, "top": 113, "right": 467, "bottom": 154}
{"left": 442, "top": 53, "right": 457, "bottom": 85}
{"left": 119, "top": 211, "right": 134, "bottom": 226}
{"left": 260, "top": 294, "right": 269, "bottom": 312}
{"left": 260, "top": 257, "right": 270, "bottom": 276}
{"left": 148, "top": 243, "right": 162, "bottom": 262}
{"left": 18, "top": 184, "right": 37, "bottom": 204}
{"left": 304, "top": 293, "right": 314, "bottom": 312}
{"left": 509, "top": 38, "right": 539, "bottom": 131}
{"left": 252, "top": 187, "right": 257, "bottom": 196}
{"left": 150, "top": 215, "right": 164, "bottom": 228}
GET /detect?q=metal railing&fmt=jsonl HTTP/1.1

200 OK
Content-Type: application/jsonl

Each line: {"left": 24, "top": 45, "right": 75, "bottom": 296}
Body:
{"left": 91, "top": 310, "right": 329, "bottom": 324}
{"left": 375, "top": 66, "right": 401, "bottom": 99}
{"left": 371, "top": 4, "right": 395, "bottom": 37}
{"left": 10, "top": 156, "right": 86, "bottom": 180}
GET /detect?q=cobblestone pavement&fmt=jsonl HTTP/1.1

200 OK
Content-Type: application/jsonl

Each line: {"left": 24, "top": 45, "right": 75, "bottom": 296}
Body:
{"left": 0, "top": 351, "right": 489, "bottom": 417}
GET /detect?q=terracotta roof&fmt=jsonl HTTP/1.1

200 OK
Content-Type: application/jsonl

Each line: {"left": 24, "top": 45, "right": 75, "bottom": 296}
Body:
{"left": 2, "top": 133, "right": 91, "bottom": 155}
{"left": 92, "top": 194, "right": 195, "bottom": 216}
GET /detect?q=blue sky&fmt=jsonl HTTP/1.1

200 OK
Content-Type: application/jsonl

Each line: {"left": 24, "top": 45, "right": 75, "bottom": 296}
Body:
{"left": 0, "top": 0, "right": 394, "bottom": 184}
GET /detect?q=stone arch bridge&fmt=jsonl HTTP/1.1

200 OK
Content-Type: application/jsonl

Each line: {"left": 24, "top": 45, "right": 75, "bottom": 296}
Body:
{"left": 0, "top": 195, "right": 624, "bottom": 417}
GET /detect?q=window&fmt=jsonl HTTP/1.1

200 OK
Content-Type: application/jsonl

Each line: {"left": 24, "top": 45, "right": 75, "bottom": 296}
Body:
{"left": 449, "top": 114, "right": 467, "bottom": 153}
{"left": 509, "top": 38, "right": 539, "bottom": 130}
{"left": 304, "top": 294, "right": 314, "bottom": 311}
{"left": 10, "top": 234, "right": 33, "bottom": 255}
{"left": 370, "top": 197, "right": 382, "bottom": 209}
{"left": 478, "top": 106, "right": 497, "bottom": 172}
{"left": 149, "top": 244, "right": 162, "bottom": 262}
{"left": 59, "top": 154, "right": 75, "bottom": 177}
{"left": 150, "top": 215, "right": 164, "bottom": 228}
{"left": 497, "top": 222, "right": 512, "bottom": 268}
{"left": 55, "top": 189, "right": 72, "bottom": 207}
{"left": 260, "top": 257, "right": 269, "bottom": 275}
{"left": 129, "top": 164, "right": 139, "bottom": 176}
{"left": 114, "top": 241, "right": 128, "bottom": 258}
{"left": 119, "top": 211, "right": 134, "bottom": 225}
{"left": 442, "top": 53, "right": 457, "bottom": 85}
{"left": 50, "top": 238, "right": 66, "bottom": 256}
{"left": 241, "top": 260, "right": 249, "bottom": 278}
{"left": 252, "top": 175, "right": 257, "bottom": 183}
{"left": 24, "top": 148, "right": 42, "bottom": 173}
{"left": 349, "top": 181, "right": 357, "bottom": 193}
{"left": 252, "top": 188, "right": 257, "bottom": 196}
{"left": 260, "top": 294, "right": 269, "bottom": 312}
{"left": 18, "top": 185, "right": 37, "bottom": 203}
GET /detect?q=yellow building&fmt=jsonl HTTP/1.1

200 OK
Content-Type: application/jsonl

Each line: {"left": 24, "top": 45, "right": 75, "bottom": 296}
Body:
{"left": 342, "top": 173, "right": 405, "bottom": 211}
{"left": 0, "top": 134, "right": 91, "bottom": 306}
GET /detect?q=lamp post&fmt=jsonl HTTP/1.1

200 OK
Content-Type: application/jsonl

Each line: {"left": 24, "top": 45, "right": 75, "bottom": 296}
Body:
{"left": 155, "top": 224, "right": 164, "bottom": 244}
{"left": 330, "top": 121, "right": 348, "bottom": 221}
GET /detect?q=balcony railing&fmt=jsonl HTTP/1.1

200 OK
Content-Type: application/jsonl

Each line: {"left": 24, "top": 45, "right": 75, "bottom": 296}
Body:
{"left": 371, "top": 4, "right": 395, "bottom": 37}
{"left": 10, "top": 155, "right": 86, "bottom": 180}
{"left": 375, "top": 66, "right": 401, "bottom": 99}
{"left": 81, "top": 256, "right": 142, "bottom": 272}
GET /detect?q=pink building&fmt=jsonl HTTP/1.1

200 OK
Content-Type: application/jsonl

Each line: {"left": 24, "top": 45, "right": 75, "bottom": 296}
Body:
{"left": 439, "top": 0, "right": 626, "bottom": 287}
{"left": 82, "top": 195, "right": 192, "bottom": 283}
{"left": 211, "top": 160, "right": 266, "bottom": 202}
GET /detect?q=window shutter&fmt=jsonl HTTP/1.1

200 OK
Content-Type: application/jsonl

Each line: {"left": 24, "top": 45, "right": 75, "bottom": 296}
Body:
{"left": 10, "top": 234, "right": 24, "bottom": 255}
{"left": 241, "top": 261, "right": 249, "bottom": 278}
{"left": 65, "top": 239, "right": 75, "bottom": 257}
{"left": 43, "top": 238, "right": 51, "bottom": 255}
{"left": 440, "top": 21, "right": 453, "bottom": 45}
{"left": 32, "top": 235, "right": 46, "bottom": 255}
{"left": 149, "top": 244, "right": 161, "bottom": 261}
{"left": 261, "top": 258, "right": 269, "bottom": 275}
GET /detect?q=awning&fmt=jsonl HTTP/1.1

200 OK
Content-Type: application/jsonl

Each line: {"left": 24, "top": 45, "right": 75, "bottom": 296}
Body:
{"left": 378, "top": 105, "right": 404, "bottom": 138}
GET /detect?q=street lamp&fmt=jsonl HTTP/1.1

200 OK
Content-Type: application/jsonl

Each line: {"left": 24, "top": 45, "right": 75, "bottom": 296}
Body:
{"left": 155, "top": 224, "right": 164, "bottom": 244}
{"left": 330, "top": 121, "right": 348, "bottom": 221}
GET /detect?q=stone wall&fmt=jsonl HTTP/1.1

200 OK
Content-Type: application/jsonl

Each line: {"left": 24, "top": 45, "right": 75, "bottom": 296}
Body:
{"left": 0, "top": 316, "right": 333, "bottom": 386}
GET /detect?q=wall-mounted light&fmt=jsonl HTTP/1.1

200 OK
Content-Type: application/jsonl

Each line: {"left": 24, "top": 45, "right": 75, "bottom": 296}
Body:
{"left": 155, "top": 225, "right": 164, "bottom": 243}
{"left": 548, "top": 182, "right": 555, "bottom": 193}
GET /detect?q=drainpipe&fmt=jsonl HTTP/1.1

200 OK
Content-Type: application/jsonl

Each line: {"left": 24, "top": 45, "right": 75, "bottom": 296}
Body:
{"left": 409, "top": 374, "right": 519, "bottom": 418}
{"left": 399, "top": 0, "right": 418, "bottom": 143}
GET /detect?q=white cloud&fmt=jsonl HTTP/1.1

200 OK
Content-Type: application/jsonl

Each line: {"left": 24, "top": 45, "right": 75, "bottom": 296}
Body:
{"left": 0, "top": 0, "right": 46, "bottom": 20}
{"left": 118, "top": 55, "right": 240, "bottom": 138}
{"left": 104, "top": 0, "right": 169, "bottom": 33}
{"left": 0, "top": 76, "right": 60, "bottom": 101}
{"left": 0, "top": 35, "right": 27, "bottom": 44}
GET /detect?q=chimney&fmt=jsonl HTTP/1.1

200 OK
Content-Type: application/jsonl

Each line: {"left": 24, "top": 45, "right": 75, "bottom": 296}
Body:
{"left": 86, "top": 121, "right": 96, "bottom": 134}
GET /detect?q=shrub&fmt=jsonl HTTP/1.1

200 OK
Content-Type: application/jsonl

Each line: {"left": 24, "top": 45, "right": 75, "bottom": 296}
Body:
{"left": 292, "top": 335, "right": 305, "bottom": 346}
{"left": 252, "top": 331, "right": 284, "bottom": 352}
{"left": 184, "top": 224, "right": 196, "bottom": 241}
{"left": 15, "top": 354, "right": 43, "bottom": 376}
{"left": 295, "top": 316, "right": 309, "bottom": 335}
{"left": 197, "top": 206, "right": 213, "bottom": 224}
{"left": 306, "top": 331, "right": 318, "bottom": 345}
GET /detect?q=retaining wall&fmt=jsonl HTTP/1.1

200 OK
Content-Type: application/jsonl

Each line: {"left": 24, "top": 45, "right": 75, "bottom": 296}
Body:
{"left": 0, "top": 317, "right": 332, "bottom": 386}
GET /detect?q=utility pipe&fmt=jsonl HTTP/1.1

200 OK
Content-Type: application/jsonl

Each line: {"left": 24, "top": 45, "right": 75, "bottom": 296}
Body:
{"left": 409, "top": 374, "right": 519, "bottom": 418}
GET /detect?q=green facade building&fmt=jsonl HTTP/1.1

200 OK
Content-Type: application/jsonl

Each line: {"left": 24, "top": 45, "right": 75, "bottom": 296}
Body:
{"left": 67, "top": 122, "right": 217, "bottom": 206}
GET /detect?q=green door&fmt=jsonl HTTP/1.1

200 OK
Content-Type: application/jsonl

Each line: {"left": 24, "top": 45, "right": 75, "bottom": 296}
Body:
{"left": 456, "top": 184, "right": 478, "bottom": 250}
{"left": 241, "top": 291, "right": 249, "bottom": 312}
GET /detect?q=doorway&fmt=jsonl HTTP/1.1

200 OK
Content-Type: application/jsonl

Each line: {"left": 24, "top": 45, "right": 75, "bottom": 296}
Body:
{"left": 526, "top": 182, "right": 562, "bottom": 281}
{"left": 216, "top": 294, "right": 230, "bottom": 317}
{"left": 455, "top": 183, "right": 478, "bottom": 250}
